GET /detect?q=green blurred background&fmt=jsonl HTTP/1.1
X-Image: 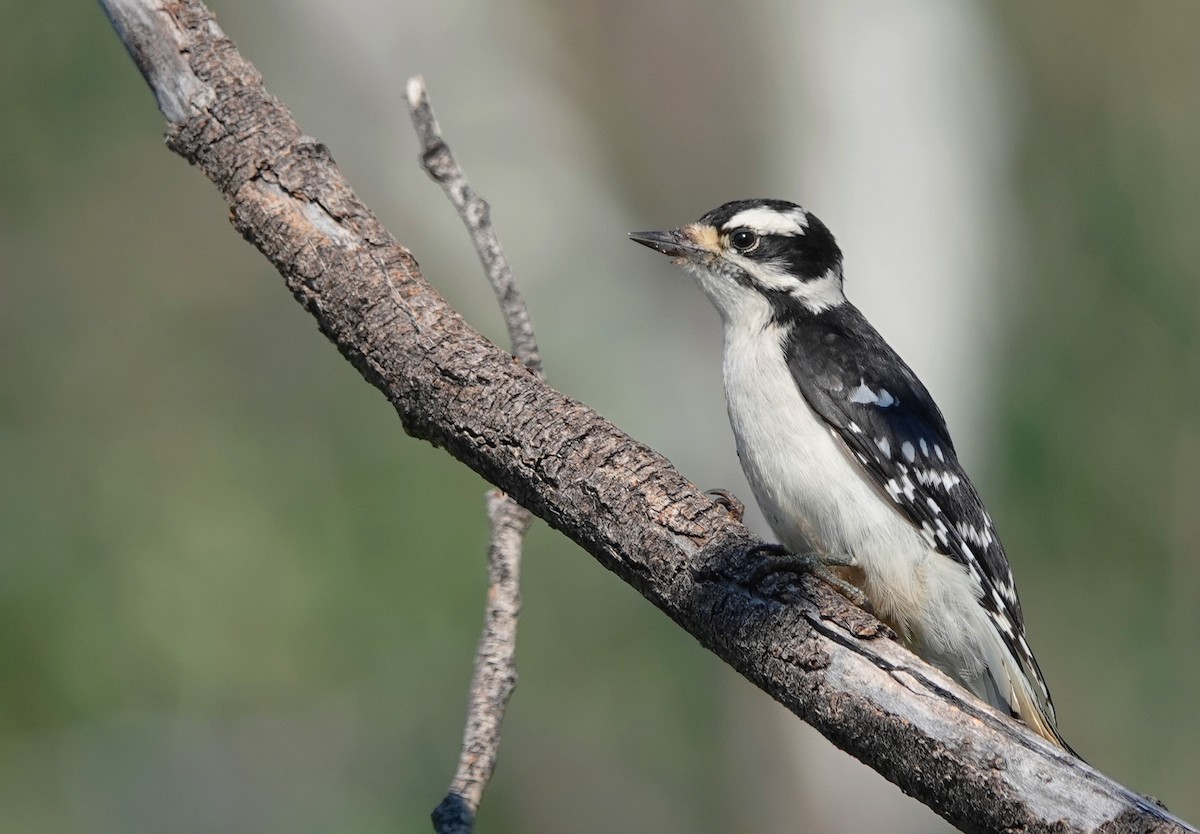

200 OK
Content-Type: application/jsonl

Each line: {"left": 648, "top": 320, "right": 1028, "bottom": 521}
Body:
{"left": 2, "top": 2, "right": 1198, "bottom": 831}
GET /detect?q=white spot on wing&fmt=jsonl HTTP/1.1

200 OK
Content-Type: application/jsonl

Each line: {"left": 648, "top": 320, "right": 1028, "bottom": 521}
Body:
{"left": 919, "top": 438, "right": 929, "bottom": 457}
{"left": 957, "top": 522, "right": 992, "bottom": 548}
{"left": 847, "top": 381, "right": 898, "bottom": 409}
{"left": 875, "top": 437, "right": 891, "bottom": 458}
{"left": 934, "top": 518, "right": 949, "bottom": 545}
{"left": 885, "top": 479, "right": 902, "bottom": 502}
{"left": 849, "top": 383, "right": 876, "bottom": 404}
{"left": 901, "top": 441, "right": 915, "bottom": 462}
{"left": 990, "top": 602, "right": 1015, "bottom": 637}
{"left": 912, "top": 466, "right": 963, "bottom": 492}
{"left": 960, "top": 542, "right": 981, "bottom": 577}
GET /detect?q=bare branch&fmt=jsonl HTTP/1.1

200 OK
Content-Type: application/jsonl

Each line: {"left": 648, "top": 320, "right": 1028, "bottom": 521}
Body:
{"left": 405, "top": 76, "right": 536, "bottom": 833}
{"left": 431, "top": 490, "right": 528, "bottom": 834}
{"left": 97, "top": 2, "right": 1196, "bottom": 832}
{"left": 405, "top": 76, "right": 542, "bottom": 378}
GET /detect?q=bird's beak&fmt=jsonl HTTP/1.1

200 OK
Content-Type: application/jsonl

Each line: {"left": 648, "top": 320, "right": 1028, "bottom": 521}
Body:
{"left": 628, "top": 225, "right": 714, "bottom": 264}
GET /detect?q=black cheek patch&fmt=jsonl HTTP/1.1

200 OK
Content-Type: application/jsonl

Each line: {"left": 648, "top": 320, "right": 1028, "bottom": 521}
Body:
{"left": 782, "top": 215, "right": 841, "bottom": 280}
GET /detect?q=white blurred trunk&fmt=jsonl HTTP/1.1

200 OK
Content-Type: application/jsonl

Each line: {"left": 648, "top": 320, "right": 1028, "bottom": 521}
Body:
{"left": 770, "top": 2, "right": 1015, "bottom": 832}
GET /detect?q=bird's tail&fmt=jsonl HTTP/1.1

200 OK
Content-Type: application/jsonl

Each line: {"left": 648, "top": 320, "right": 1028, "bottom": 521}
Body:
{"left": 986, "top": 627, "right": 1079, "bottom": 757}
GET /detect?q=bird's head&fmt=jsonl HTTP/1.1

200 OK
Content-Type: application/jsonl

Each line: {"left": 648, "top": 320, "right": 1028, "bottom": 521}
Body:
{"left": 630, "top": 199, "right": 845, "bottom": 320}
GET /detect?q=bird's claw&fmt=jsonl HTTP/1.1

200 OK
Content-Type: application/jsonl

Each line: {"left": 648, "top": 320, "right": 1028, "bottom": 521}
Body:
{"left": 741, "top": 543, "right": 870, "bottom": 611}
{"left": 705, "top": 488, "right": 745, "bottom": 522}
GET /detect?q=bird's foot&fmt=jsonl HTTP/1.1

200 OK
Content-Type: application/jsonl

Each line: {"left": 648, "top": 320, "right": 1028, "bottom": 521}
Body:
{"left": 742, "top": 543, "right": 871, "bottom": 611}
{"left": 705, "top": 488, "right": 745, "bottom": 522}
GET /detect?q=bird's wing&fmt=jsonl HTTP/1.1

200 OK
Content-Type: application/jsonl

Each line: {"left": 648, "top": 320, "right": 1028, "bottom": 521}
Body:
{"left": 783, "top": 307, "right": 1066, "bottom": 745}
{"left": 782, "top": 307, "right": 1058, "bottom": 706}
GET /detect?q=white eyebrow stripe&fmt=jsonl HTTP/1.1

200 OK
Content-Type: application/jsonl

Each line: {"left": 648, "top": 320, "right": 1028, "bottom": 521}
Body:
{"left": 723, "top": 207, "right": 809, "bottom": 236}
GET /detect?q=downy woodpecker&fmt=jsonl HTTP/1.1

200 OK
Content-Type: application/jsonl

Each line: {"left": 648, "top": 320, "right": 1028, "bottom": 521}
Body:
{"left": 630, "top": 199, "right": 1068, "bottom": 750}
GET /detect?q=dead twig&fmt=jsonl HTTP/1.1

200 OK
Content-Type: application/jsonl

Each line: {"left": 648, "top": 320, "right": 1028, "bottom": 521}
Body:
{"left": 430, "top": 491, "right": 529, "bottom": 834}
{"left": 407, "top": 77, "right": 538, "bottom": 834}
{"left": 406, "top": 77, "right": 542, "bottom": 378}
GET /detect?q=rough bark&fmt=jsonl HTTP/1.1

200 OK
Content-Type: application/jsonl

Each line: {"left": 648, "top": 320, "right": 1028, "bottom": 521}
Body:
{"left": 98, "top": 2, "right": 1195, "bottom": 832}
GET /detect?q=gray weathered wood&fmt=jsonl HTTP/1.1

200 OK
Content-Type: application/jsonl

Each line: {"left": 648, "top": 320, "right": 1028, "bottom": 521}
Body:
{"left": 98, "top": 2, "right": 1195, "bottom": 831}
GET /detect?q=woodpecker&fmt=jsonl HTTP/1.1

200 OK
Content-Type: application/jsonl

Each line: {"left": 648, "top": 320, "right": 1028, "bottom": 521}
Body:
{"left": 630, "top": 199, "right": 1068, "bottom": 750}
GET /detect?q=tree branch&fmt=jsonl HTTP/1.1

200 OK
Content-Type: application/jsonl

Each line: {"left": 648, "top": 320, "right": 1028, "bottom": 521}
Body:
{"left": 432, "top": 490, "right": 528, "bottom": 834}
{"left": 98, "top": 2, "right": 1195, "bottom": 832}
{"left": 406, "top": 76, "right": 535, "bottom": 833}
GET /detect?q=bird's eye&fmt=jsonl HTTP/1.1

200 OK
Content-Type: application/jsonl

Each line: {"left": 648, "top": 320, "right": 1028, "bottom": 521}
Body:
{"left": 730, "top": 229, "right": 759, "bottom": 251}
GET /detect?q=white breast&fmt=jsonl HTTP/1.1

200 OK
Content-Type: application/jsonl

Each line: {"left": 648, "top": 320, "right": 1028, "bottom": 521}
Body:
{"left": 719, "top": 307, "right": 979, "bottom": 642}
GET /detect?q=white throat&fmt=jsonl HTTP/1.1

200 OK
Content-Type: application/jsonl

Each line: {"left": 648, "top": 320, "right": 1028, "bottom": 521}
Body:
{"left": 687, "top": 261, "right": 847, "bottom": 321}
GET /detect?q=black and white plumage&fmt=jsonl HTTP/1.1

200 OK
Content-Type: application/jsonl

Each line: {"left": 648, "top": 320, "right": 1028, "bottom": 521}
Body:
{"left": 630, "top": 199, "right": 1067, "bottom": 749}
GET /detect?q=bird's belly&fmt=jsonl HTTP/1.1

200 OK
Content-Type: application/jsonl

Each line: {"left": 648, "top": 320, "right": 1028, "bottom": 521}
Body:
{"left": 733, "top": 409, "right": 951, "bottom": 638}
{"left": 729, "top": 390, "right": 909, "bottom": 564}
{"left": 722, "top": 336, "right": 943, "bottom": 637}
